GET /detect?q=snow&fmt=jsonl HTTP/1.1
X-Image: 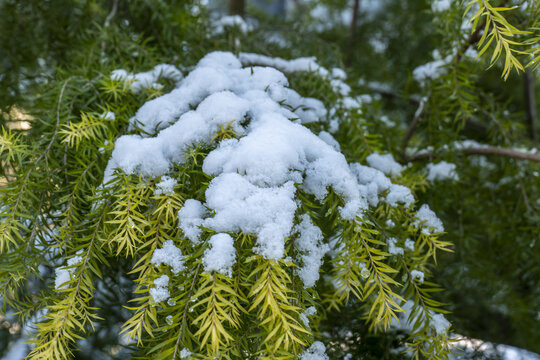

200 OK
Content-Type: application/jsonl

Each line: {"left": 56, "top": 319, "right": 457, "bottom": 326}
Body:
{"left": 111, "top": 63, "right": 182, "bottom": 93}
{"left": 391, "top": 300, "right": 451, "bottom": 335}
{"left": 410, "top": 269, "right": 425, "bottom": 283}
{"left": 202, "top": 233, "right": 236, "bottom": 276}
{"left": 413, "top": 54, "right": 453, "bottom": 85}
{"left": 414, "top": 204, "right": 444, "bottom": 234}
{"left": 55, "top": 255, "right": 83, "bottom": 289}
{"left": 150, "top": 240, "right": 185, "bottom": 274}
{"left": 454, "top": 336, "right": 540, "bottom": 360}
{"left": 300, "top": 341, "right": 329, "bottom": 360}
{"left": 201, "top": 174, "right": 297, "bottom": 259}
{"left": 178, "top": 199, "right": 207, "bottom": 244}
{"left": 432, "top": 0, "right": 452, "bottom": 12}
{"left": 405, "top": 238, "right": 415, "bottom": 251}
{"left": 102, "top": 111, "right": 115, "bottom": 121}
{"left": 149, "top": 275, "right": 170, "bottom": 303}
{"left": 179, "top": 348, "right": 193, "bottom": 358}
{"left": 294, "top": 215, "right": 330, "bottom": 287}
{"left": 349, "top": 163, "right": 413, "bottom": 208}
{"left": 212, "top": 15, "right": 251, "bottom": 35}
{"left": 387, "top": 237, "right": 404, "bottom": 255}
{"left": 426, "top": 161, "right": 458, "bottom": 182}
{"left": 104, "top": 51, "right": 431, "bottom": 283}
{"left": 366, "top": 152, "right": 403, "bottom": 176}
{"left": 154, "top": 175, "right": 177, "bottom": 196}
{"left": 299, "top": 306, "right": 317, "bottom": 327}
{"left": 239, "top": 52, "right": 328, "bottom": 77}
{"left": 318, "top": 131, "right": 341, "bottom": 151}
{"left": 432, "top": 313, "right": 451, "bottom": 334}
{"left": 386, "top": 184, "right": 414, "bottom": 207}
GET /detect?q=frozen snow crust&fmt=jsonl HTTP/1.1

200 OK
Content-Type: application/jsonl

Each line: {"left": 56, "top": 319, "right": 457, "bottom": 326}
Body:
{"left": 105, "top": 51, "right": 441, "bottom": 284}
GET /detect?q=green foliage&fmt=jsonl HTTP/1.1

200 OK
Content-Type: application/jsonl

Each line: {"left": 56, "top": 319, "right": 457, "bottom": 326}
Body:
{"left": 466, "top": 0, "right": 530, "bottom": 79}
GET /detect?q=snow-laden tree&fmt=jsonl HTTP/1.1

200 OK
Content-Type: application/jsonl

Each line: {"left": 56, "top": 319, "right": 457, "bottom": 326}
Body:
{"left": 0, "top": 46, "right": 455, "bottom": 358}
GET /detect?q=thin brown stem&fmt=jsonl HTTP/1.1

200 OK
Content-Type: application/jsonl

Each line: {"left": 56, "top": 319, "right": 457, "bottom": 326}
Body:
{"left": 408, "top": 146, "right": 540, "bottom": 163}
{"left": 401, "top": 98, "right": 426, "bottom": 158}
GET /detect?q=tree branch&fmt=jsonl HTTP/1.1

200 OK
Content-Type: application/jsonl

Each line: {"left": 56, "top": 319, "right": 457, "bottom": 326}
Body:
{"left": 408, "top": 146, "right": 540, "bottom": 163}
{"left": 401, "top": 98, "right": 426, "bottom": 157}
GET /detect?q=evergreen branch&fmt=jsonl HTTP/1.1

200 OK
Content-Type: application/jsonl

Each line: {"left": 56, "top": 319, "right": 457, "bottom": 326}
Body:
{"left": 28, "top": 206, "right": 107, "bottom": 360}
{"left": 356, "top": 225, "right": 403, "bottom": 329}
{"left": 467, "top": 0, "right": 529, "bottom": 79}
{"left": 172, "top": 263, "right": 201, "bottom": 359}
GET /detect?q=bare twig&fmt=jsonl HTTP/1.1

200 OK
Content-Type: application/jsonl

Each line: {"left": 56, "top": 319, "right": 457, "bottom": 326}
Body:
{"left": 100, "top": 0, "right": 119, "bottom": 56}
{"left": 409, "top": 146, "right": 540, "bottom": 163}
{"left": 401, "top": 98, "right": 426, "bottom": 156}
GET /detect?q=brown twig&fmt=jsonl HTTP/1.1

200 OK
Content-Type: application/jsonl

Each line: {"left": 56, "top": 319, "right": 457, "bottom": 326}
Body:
{"left": 100, "top": 0, "right": 119, "bottom": 56}
{"left": 408, "top": 146, "right": 540, "bottom": 163}
{"left": 401, "top": 98, "right": 426, "bottom": 157}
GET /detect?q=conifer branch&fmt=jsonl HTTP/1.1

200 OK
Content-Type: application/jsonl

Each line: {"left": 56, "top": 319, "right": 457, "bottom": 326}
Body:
{"left": 172, "top": 263, "right": 202, "bottom": 359}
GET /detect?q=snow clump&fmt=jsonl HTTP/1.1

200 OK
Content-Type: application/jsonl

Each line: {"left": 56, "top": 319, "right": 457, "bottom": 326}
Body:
{"left": 411, "top": 269, "right": 425, "bottom": 283}
{"left": 177, "top": 199, "right": 207, "bottom": 244}
{"left": 414, "top": 204, "right": 444, "bottom": 234}
{"left": 300, "top": 341, "right": 330, "bottom": 360}
{"left": 179, "top": 348, "right": 192, "bottom": 358}
{"left": 212, "top": 15, "right": 252, "bottom": 35}
{"left": 151, "top": 240, "right": 185, "bottom": 274}
{"left": 111, "top": 64, "right": 182, "bottom": 93}
{"left": 154, "top": 175, "right": 177, "bottom": 195}
{"left": 366, "top": 152, "right": 403, "bottom": 176}
{"left": 104, "top": 51, "right": 435, "bottom": 285}
{"left": 294, "top": 215, "right": 330, "bottom": 287}
{"left": 149, "top": 275, "right": 170, "bottom": 303}
{"left": 432, "top": 0, "right": 452, "bottom": 12}
{"left": 426, "top": 161, "right": 459, "bottom": 182}
{"left": 202, "top": 233, "right": 236, "bottom": 277}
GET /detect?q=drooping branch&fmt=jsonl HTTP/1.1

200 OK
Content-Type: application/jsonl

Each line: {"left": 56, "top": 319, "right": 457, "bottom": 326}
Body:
{"left": 100, "top": 0, "right": 119, "bottom": 56}
{"left": 408, "top": 146, "right": 540, "bottom": 163}
{"left": 456, "top": 0, "right": 509, "bottom": 62}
